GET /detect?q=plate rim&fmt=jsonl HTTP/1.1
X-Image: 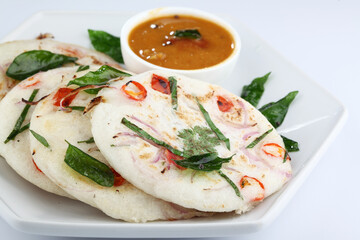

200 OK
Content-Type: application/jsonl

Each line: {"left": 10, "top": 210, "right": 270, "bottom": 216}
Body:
{"left": 0, "top": 10, "right": 348, "bottom": 238}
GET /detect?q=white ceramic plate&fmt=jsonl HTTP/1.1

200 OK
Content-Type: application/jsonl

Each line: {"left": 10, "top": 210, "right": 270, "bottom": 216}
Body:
{"left": 0, "top": 11, "right": 347, "bottom": 238}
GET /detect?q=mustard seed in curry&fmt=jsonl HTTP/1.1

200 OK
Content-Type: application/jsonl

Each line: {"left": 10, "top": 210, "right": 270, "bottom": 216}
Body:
{"left": 128, "top": 15, "right": 235, "bottom": 70}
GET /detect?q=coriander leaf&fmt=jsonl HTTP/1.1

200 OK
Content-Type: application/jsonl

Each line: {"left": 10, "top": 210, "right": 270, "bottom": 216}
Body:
{"left": 88, "top": 29, "right": 124, "bottom": 63}
{"left": 259, "top": 91, "right": 298, "bottom": 128}
{"left": 241, "top": 72, "right": 271, "bottom": 107}
{"left": 76, "top": 65, "right": 90, "bottom": 72}
{"left": 173, "top": 152, "right": 233, "bottom": 171}
{"left": 196, "top": 99, "right": 230, "bottom": 150}
{"left": 281, "top": 135, "right": 299, "bottom": 152}
{"left": 64, "top": 140, "right": 114, "bottom": 187}
{"left": 217, "top": 170, "right": 242, "bottom": 199}
{"left": 174, "top": 29, "right": 201, "bottom": 39}
{"left": 4, "top": 89, "right": 39, "bottom": 143}
{"left": 30, "top": 130, "right": 50, "bottom": 148}
{"left": 77, "top": 137, "right": 95, "bottom": 144}
{"left": 169, "top": 76, "right": 178, "bottom": 110}
{"left": 6, "top": 50, "right": 77, "bottom": 80}
{"left": 178, "top": 126, "right": 220, "bottom": 156}
{"left": 67, "top": 65, "right": 131, "bottom": 94}
{"left": 121, "top": 117, "right": 185, "bottom": 157}
{"left": 246, "top": 128, "right": 273, "bottom": 149}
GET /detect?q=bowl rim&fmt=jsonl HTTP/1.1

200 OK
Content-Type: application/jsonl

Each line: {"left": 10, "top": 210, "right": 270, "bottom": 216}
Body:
{"left": 120, "top": 7, "right": 241, "bottom": 73}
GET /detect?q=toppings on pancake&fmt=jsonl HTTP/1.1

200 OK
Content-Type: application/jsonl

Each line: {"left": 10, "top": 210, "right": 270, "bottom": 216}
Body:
{"left": 240, "top": 176, "right": 265, "bottom": 202}
{"left": 216, "top": 96, "right": 234, "bottom": 112}
{"left": 151, "top": 74, "right": 170, "bottom": 94}
{"left": 121, "top": 81, "right": 147, "bottom": 101}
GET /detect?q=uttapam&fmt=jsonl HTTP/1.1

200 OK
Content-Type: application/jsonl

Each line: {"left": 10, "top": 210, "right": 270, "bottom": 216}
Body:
{"left": 0, "top": 39, "right": 121, "bottom": 101}
{"left": 0, "top": 66, "right": 103, "bottom": 197}
{"left": 91, "top": 70, "right": 292, "bottom": 213}
{"left": 29, "top": 74, "right": 209, "bottom": 222}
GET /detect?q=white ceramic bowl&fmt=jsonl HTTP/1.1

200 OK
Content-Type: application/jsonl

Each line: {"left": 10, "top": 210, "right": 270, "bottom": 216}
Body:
{"left": 120, "top": 7, "right": 241, "bottom": 84}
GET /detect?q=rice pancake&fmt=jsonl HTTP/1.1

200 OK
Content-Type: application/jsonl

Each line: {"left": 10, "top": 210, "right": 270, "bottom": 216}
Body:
{"left": 91, "top": 70, "right": 292, "bottom": 213}
{"left": 0, "top": 66, "right": 101, "bottom": 197}
{"left": 0, "top": 39, "right": 121, "bottom": 101}
{"left": 29, "top": 79, "right": 208, "bottom": 222}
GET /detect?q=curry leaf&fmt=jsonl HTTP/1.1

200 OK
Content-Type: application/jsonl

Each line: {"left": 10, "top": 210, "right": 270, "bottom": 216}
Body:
{"left": 4, "top": 89, "right": 39, "bottom": 143}
{"left": 30, "top": 130, "right": 50, "bottom": 148}
{"left": 241, "top": 72, "right": 271, "bottom": 107}
{"left": 174, "top": 29, "right": 201, "bottom": 39}
{"left": 76, "top": 65, "right": 90, "bottom": 72}
{"left": 67, "top": 65, "right": 131, "bottom": 94}
{"left": 259, "top": 91, "right": 299, "bottom": 128}
{"left": 6, "top": 50, "right": 77, "bottom": 80}
{"left": 88, "top": 29, "right": 124, "bottom": 63}
{"left": 77, "top": 137, "right": 95, "bottom": 144}
{"left": 64, "top": 140, "right": 114, "bottom": 187}
{"left": 68, "top": 106, "right": 85, "bottom": 111}
{"left": 173, "top": 152, "right": 234, "bottom": 172}
{"left": 281, "top": 135, "right": 300, "bottom": 152}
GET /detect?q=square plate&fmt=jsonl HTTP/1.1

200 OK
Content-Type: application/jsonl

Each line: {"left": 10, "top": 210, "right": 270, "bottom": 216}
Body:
{"left": 0, "top": 11, "right": 347, "bottom": 238}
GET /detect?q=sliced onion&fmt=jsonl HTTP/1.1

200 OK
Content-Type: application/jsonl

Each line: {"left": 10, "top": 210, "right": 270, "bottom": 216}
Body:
{"left": 129, "top": 115, "right": 161, "bottom": 136}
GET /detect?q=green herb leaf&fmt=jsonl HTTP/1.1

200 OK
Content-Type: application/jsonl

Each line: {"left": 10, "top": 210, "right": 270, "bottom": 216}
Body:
{"left": 173, "top": 152, "right": 233, "bottom": 172}
{"left": 77, "top": 137, "right": 95, "bottom": 144}
{"left": 259, "top": 91, "right": 298, "bottom": 128}
{"left": 169, "top": 76, "right": 178, "bottom": 110}
{"left": 281, "top": 135, "right": 300, "bottom": 152}
{"left": 217, "top": 170, "right": 242, "bottom": 199}
{"left": 18, "top": 123, "right": 30, "bottom": 134}
{"left": 68, "top": 106, "right": 85, "bottom": 111}
{"left": 283, "top": 150, "right": 290, "bottom": 163}
{"left": 76, "top": 65, "right": 90, "bottom": 72}
{"left": 4, "top": 89, "right": 39, "bottom": 143}
{"left": 241, "top": 72, "right": 271, "bottom": 107}
{"left": 88, "top": 29, "right": 124, "bottom": 63}
{"left": 64, "top": 140, "right": 114, "bottom": 187}
{"left": 246, "top": 128, "right": 273, "bottom": 149}
{"left": 6, "top": 50, "right": 77, "bottom": 80}
{"left": 30, "top": 130, "right": 50, "bottom": 148}
{"left": 196, "top": 99, "right": 230, "bottom": 150}
{"left": 174, "top": 29, "right": 201, "bottom": 39}
{"left": 178, "top": 126, "right": 220, "bottom": 156}
{"left": 67, "top": 65, "right": 131, "bottom": 94}
{"left": 121, "top": 117, "right": 184, "bottom": 157}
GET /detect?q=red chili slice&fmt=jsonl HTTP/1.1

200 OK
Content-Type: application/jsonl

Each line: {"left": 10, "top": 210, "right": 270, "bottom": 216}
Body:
{"left": 121, "top": 81, "right": 147, "bottom": 101}
{"left": 165, "top": 149, "right": 186, "bottom": 170}
{"left": 262, "top": 143, "right": 290, "bottom": 161}
{"left": 20, "top": 77, "right": 41, "bottom": 89}
{"left": 32, "top": 158, "right": 43, "bottom": 173}
{"left": 110, "top": 168, "right": 126, "bottom": 187}
{"left": 151, "top": 74, "right": 170, "bottom": 94}
{"left": 217, "top": 96, "right": 234, "bottom": 112}
{"left": 240, "top": 175, "right": 265, "bottom": 201}
{"left": 53, "top": 88, "right": 78, "bottom": 107}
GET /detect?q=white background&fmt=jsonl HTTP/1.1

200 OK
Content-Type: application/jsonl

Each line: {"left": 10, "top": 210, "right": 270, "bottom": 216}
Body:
{"left": 0, "top": 0, "right": 359, "bottom": 239}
